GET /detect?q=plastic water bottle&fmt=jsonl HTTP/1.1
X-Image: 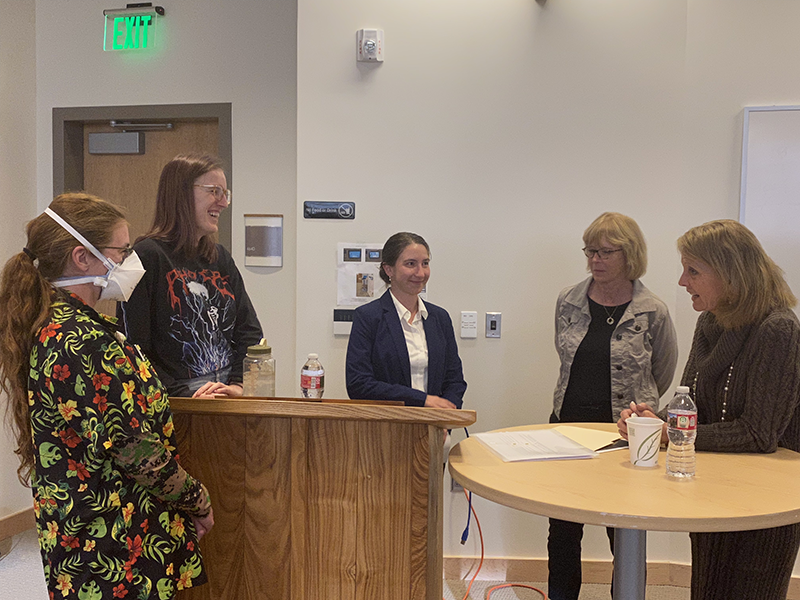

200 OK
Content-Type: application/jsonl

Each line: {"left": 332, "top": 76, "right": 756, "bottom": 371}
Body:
{"left": 242, "top": 338, "right": 276, "bottom": 397}
{"left": 666, "top": 385, "right": 697, "bottom": 479}
{"left": 300, "top": 353, "right": 324, "bottom": 398}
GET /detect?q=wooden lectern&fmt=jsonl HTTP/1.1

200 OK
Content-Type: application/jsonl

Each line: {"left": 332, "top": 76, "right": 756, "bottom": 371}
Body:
{"left": 170, "top": 397, "right": 476, "bottom": 600}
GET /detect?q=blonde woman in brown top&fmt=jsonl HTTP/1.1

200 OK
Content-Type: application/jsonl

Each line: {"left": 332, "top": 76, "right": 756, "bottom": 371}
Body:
{"left": 620, "top": 219, "right": 800, "bottom": 600}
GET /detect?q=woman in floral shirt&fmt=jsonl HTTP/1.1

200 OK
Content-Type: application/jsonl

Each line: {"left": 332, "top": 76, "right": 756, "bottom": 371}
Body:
{"left": 0, "top": 193, "right": 213, "bottom": 599}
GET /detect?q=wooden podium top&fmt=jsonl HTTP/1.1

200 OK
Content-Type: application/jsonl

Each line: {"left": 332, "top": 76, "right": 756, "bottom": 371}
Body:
{"left": 170, "top": 396, "right": 476, "bottom": 429}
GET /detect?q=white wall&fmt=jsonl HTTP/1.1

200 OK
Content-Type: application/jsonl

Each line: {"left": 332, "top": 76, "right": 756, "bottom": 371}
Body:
{"left": 296, "top": 0, "right": 800, "bottom": 569}
{"left": 297, "top": 0, "right": 690, "bottom": 562}
{"left": 0, "top": 0, "right": 38, "bottom": 519}
{"left": 6, "top": 0, "right": 800, "bottom": 574}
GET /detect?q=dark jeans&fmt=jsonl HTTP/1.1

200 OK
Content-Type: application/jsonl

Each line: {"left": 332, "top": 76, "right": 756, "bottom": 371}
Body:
{"left": 547, "top": 519, "right": 615, "bottom": 600}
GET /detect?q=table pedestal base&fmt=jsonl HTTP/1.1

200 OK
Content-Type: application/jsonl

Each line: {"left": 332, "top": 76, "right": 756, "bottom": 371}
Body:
{"left": 613, "top": 528, "right": 646, "bottom": 600}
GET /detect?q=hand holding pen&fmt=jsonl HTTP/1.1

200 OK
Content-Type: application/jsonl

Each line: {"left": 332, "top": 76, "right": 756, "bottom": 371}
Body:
{"left": 617, "top": 401, "right": 659, "bottom": 439}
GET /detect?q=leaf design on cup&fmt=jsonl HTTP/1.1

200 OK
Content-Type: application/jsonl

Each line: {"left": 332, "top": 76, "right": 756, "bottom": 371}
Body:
{"left": 633, "top": 430, "right": 661, "bottom": 465}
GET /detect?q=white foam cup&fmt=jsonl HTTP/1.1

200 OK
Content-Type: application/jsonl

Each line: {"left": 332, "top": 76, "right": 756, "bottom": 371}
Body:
{"left": 626, "top": 416, "right": 663, "bottom": 468}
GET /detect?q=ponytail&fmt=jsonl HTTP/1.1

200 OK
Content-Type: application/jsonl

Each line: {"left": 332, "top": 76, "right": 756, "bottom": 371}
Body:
{"left": 0, "top": 252, "right": 53, "bottom": 484}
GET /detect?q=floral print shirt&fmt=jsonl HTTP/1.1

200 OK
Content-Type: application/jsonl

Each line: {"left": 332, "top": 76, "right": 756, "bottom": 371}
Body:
{"left": 29, "top": 292, "right": 211, "bottom": 599}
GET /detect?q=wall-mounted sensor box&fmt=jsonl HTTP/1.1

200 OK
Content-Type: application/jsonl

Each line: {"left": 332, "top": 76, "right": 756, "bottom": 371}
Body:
{"left": 334, "top": 308, "right": 355, "bottom": 335}
{"left": 343, "top": 248, "right": 363, "bottom": 262}
{"left": 460, "top": 311, "right": 478, "bottom": 339}
{"left": 486, "top": 312, "right": 501, "bottom": 338}
{"left": 357, "top": 29, "right": 384, "bottom": 62}
{"left": 365, "top": 249, "right": 382, "bottom": 262}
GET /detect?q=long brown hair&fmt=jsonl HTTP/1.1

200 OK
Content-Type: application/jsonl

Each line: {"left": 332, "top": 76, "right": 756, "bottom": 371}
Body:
{"left": 678, "top": 219, "right": 796, "bottom": 329}
{"left": 140, "top": 153, "right": 225, "bottom": 262}
{"left": 0, "top": 193, "right": 125, "bottom": 484}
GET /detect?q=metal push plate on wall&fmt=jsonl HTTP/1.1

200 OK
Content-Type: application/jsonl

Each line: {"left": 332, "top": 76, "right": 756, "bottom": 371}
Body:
{"left": 303, "top": 201, "right": 355, "bottom": 220}
{"left": 88, "top": 132, "right": 144, "bottom": 154}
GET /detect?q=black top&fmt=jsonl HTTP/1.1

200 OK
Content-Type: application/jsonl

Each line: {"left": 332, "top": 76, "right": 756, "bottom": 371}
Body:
{"left": 560, "top": 297, "right": 630, "bottom": 423}
{"left": 119, "top": 238, "right": 263, "bottom": 398}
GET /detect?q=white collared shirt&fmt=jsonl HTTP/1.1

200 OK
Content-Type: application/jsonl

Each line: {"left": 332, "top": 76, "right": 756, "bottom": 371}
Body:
{"left": 389, "top": 290, "right": 429, "bottom": 394}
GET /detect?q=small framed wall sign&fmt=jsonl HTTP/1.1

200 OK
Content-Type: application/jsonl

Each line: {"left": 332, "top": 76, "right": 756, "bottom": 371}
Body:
{"left": 244, "top": 214, "right": 283, "bottom": 267}
{"left": 303, "top": 201, "right": 355, "bottom": 219}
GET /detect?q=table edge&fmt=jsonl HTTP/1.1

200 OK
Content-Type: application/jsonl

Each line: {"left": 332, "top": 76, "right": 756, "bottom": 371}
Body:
{"left": 449, "top": 423, "right": 800, "bottom": 532}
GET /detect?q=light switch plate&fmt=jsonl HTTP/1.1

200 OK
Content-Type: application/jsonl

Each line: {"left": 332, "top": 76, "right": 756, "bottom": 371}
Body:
{"left": 486, "top": 312, "right": 501, "bottom": 338}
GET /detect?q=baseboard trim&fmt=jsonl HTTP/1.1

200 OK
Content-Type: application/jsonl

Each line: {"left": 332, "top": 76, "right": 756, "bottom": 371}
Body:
{"left": 444, "top": 557, "right": 800, "bottom": 599}
{"left": 0, "top": 507, "right": 35, "bottom": 543}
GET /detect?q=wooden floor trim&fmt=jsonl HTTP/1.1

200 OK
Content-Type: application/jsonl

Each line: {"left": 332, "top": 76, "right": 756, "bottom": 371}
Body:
{"left": 444, "top": 557, "right": 800, "bottom": 599}
{"left": 0, "top": 507, "right": 35, "bottom": 543}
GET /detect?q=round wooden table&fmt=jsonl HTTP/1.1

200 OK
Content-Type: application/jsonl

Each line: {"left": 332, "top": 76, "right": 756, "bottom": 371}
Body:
{"left": 448, "top": 423, "right": 800, "bottom": 600}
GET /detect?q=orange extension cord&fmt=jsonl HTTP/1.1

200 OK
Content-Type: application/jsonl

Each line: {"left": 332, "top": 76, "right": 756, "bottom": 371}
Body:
{"left": 449, "top": 489, "right": 549, "bottom": 600}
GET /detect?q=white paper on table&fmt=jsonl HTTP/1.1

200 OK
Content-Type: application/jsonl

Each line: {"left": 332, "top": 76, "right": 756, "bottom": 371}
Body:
{"left": 553, "top": 426, "right": 625, "bottom": 452}
{"left": 473, "top": 430, "right": 597, "bottom": 462}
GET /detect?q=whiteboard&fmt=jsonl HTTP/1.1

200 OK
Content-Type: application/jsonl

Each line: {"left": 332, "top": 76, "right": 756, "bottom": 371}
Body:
{"left": 740, "top": 106, "right": 800, "bottom": 302}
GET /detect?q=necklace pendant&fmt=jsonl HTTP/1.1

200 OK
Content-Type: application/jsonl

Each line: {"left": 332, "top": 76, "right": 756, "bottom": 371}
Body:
{"left": 606, "top": 316, "right": 615, "bottom": 325}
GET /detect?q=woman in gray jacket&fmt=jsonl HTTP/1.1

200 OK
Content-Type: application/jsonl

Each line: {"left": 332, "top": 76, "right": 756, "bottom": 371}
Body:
{"left": 548, "top": 212, "right": 678, "bottom": 600}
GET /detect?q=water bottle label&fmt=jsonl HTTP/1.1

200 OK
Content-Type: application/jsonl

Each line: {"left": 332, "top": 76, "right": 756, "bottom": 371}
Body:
{"left": 301, "top": 373, "right": 324, "bottom": 389}
{"left": 668, "top": 411, "right": 696, "bottom": 431}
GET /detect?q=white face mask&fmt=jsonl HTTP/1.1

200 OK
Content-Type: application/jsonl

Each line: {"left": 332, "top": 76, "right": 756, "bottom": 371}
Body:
{"left": 45, "top": 208, "right": 145, "bottom": 302}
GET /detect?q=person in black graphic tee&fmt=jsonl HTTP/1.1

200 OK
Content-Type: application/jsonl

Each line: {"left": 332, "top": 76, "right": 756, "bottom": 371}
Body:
{"left": 120, "top": 154, "right": 262, "bottom": 399}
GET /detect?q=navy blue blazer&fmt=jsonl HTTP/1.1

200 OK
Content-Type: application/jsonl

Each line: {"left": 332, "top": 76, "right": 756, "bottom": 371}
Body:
{"left": 346, "top": 290, "right": 467, "bottom": 407}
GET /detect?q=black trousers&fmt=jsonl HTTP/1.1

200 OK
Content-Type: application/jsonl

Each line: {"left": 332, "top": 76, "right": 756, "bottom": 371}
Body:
{"left": 547, "top": 411, "right": 617, "bottom": 600}
{"left": 547, "top": 519, "right": 615, "bottom": 600}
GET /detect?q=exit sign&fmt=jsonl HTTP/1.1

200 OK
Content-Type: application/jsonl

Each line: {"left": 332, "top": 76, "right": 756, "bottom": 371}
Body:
{"left": 103, "top": 7, "right": 161, "bottom": 51}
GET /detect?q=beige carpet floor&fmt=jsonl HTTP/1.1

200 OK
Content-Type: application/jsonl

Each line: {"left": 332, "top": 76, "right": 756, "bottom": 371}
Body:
{"left": 2, "top": 528, "right": 691, "bottom": 600}
{"left": 443, "top": 579, "right": 690, "bottom": 599}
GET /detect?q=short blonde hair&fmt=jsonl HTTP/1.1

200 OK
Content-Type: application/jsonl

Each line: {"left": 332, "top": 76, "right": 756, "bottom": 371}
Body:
{"left": 678, "top": 219, "right": 796, "bottom": 329}
{"left": 583, "top": 212, "right": 647, "bottom": 280}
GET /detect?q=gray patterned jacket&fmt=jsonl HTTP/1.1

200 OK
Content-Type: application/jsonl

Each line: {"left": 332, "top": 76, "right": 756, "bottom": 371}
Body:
{"left": 552, "top": 277, "right": 678, "bottom": 421}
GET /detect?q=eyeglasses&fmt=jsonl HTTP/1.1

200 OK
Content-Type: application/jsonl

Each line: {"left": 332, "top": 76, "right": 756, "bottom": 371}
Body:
{"left": 194, "top": 184, "right": 232, "bottom": 205}
{"left": 101, "top": 245, "right": 135, "bottom": 260}
{"left": 583, "top": 247, "right": 623, "bottom": 260}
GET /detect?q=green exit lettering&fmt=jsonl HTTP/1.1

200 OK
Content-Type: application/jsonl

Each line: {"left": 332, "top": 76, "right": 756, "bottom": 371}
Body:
{"left": 111, "top": 15, "right": 153, "bottom": 50}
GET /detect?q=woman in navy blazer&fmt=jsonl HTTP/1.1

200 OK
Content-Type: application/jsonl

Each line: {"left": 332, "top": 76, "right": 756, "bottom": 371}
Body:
{"left": 346, "top": 232, "right": 466, "bottom": 408}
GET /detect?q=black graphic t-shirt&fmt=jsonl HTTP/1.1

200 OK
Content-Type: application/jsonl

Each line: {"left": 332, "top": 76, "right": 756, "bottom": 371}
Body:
{"left": 120, "top": 238, "right": 263, "bottom": 398}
